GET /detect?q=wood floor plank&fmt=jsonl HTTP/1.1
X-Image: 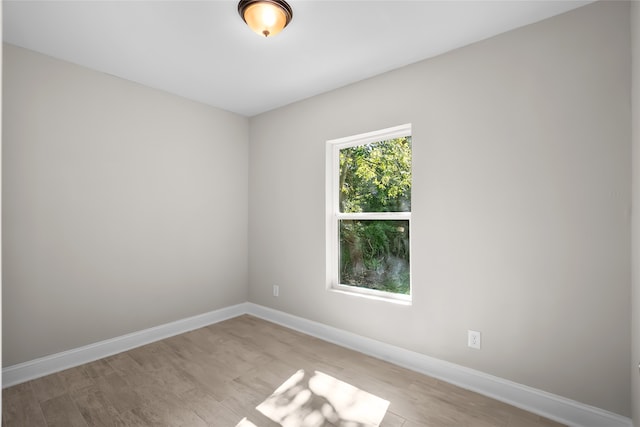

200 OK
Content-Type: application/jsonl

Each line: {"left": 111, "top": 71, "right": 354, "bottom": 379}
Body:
{"left": 176, "top": 357, "right": 237, "bottom": 401}
{"left": 104, "top": 352, "right": 147, "bottom": 383}
{"left": 30, "top": 373, "right": 67, "bottom": 402}
{"left": 70, "top": 386, "right": 120, "bottom": 427}
{"left": 2, "top": 383, "right": 47, "bottom": 427}
{"left": 40, "top": 394, "right": 88, "bottom": 427}
{"left": 93, "top": 372, "right": 142, "bottom": 414}
{"left": 2, "top": 315, "right": 565, "bottom": 427}
{"left": 127, "top": 341, "right": 177, "bottom": 372}
{"left": 113, "top": 410, "right": 149, "bottom": 427}
{"left": 83, "top": 359, "right": 115, "bottom": 379}
{"left": 219, "top": 376, "right": 269, "bottom": 417}
{"left": 163, "top": 332, "right": 219, "bottom": 364}
{"left": 379, "top": 410, "right": 406, "bottom": 427}
{"left": 130, "top": 384, "right": 209, "bottom": 427}
{"left": 57, "top": 366, "right": 95, "bottom": 392}
{"left": 181, "top": 387, "right": 250, "bottom": 426}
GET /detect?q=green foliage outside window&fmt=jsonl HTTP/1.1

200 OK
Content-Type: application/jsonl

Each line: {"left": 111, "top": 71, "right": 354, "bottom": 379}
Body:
{"left": 339, "top": 138, "right": 412, "bottom": 213}
{"left": 338, "top": 137, "right": 412, "bottom": 294}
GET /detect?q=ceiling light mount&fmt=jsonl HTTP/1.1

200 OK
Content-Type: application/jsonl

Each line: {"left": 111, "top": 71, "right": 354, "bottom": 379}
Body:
{"left": 238, "top": 0, "right": 293, "bottom": 38}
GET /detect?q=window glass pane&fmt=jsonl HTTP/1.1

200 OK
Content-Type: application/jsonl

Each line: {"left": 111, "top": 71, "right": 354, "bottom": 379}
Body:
{"left": 339, "top": 219, "right": 410, "bottom": 295}
{"left": 339, "top": 137, "right": 412, "bottom": 213}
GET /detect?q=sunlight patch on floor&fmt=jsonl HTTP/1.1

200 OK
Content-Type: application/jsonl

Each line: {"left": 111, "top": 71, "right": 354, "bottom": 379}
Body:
{"left": 235, "top": 418, "right": 258, "bottom": 427}
{"left": 242, "top": 369, "right": 389, "bottom": 427}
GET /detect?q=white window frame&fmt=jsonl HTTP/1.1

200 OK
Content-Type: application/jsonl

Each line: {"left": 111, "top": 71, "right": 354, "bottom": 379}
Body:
{"left": 325, "top": 123, "right": 412, "bottom": 303}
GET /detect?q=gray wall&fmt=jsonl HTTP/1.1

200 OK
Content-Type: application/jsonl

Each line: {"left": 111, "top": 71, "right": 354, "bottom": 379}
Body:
{"left": 632, "top": 1, "right": 640, "bottom": 425}
{"left": 249, "top": 1, "right": 631, "bottom": 416}
{"left": 2, "top": 44, "right": 249, "bottom": 366}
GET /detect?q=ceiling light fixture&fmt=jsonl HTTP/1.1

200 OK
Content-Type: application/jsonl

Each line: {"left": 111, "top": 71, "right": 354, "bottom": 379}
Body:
{"left": 238, "top": 0, "right": 293, "bottom": 38}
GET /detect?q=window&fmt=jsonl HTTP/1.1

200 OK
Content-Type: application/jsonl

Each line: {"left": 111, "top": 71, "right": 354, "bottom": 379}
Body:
{"left": 326, "top": 124, "right": 412, "bottom": 302}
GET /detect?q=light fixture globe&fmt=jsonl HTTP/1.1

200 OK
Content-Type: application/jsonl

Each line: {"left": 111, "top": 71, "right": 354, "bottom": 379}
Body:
{"left": 238, "top": 0, "right": 293, "bottom": 38}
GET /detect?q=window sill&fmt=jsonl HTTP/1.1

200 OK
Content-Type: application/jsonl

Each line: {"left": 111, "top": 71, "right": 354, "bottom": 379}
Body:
{"left": 328, "top": 286, "right": 412, "bottom": 306}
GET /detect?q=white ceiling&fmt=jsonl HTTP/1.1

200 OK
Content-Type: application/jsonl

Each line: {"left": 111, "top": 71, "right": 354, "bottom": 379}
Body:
{"left": 4, "top": 0, "right": 593, "bottom": 117}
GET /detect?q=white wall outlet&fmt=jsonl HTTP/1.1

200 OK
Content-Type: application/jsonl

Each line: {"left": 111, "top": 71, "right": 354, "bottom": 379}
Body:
{"left": 273, "top": 285, "right": 279, "bottom": 297}
{"left": 468, "top": 330, "right": 481, "bottom": 349}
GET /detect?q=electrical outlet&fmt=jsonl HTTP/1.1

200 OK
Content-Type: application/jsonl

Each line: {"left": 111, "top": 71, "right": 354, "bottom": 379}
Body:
{"left": 468, "top": 330, "right": 481, "bottom": 350}
{"left": 273, "top": 285, "right": 279, "bottom": 297}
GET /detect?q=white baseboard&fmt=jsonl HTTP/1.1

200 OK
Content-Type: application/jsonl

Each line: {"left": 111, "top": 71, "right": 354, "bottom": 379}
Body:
{"left": 3, "top": 301, "right": 632, "bottom": 427}
{"left": 2, "top": 302, "right": 249, "bottom": 388}
{"left": 244, "top": 303, "right": 633, "bottom": 427}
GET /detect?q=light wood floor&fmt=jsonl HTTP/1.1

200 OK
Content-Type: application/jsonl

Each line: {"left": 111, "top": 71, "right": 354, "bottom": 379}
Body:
{"left": 2, "top": 315, "right": 565, "bottom": 426}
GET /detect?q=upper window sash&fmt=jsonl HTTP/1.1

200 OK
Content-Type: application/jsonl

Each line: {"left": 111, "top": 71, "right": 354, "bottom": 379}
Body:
{"left": 328, "top": 123, "right": 412, "bottom": 216}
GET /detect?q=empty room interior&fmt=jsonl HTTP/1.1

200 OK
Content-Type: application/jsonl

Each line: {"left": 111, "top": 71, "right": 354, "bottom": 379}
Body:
{"left": 2, "top": 0, "right": 640, "bottom": 426}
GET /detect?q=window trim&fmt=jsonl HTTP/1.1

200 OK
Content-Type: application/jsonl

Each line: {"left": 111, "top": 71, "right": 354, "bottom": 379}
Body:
{"left": 326, "top": 123, "right": 412, "bottom": 303}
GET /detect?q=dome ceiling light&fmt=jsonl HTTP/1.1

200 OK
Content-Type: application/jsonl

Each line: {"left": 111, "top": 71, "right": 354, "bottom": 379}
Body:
{"left": 238, "top": 0, "right": 293, "bottom": 38}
